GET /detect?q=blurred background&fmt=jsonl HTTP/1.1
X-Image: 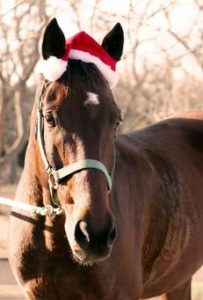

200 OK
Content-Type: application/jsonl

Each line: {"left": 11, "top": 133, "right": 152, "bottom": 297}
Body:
{"left": 1, "top": 0, "right": 203, "bottom": 184}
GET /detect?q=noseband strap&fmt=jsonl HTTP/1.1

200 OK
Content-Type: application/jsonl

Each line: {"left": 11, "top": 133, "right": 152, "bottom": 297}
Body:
{"left": 36, "top": 84, "right": 115, "bottom": 207}
{"left": 49, "top": 160, "right": 112, "bottom": 191}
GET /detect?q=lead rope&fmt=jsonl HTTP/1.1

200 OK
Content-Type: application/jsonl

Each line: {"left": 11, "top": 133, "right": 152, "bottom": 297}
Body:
{"left": 0, "top": 197, "right": 63, "bottom": 216}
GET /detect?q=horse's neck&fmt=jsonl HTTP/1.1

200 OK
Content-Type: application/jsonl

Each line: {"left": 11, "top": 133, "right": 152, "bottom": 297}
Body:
{"left": 115, "top": 135, "right": 155, "bottom": 184}
{"left": 16, "top": 134, "right": 50, "bottom": 206}
{"left": 115, "top": 136, "right": 157, "bottom": 220}
{"left": 116, "top": 136, "right": 181, "bottom": 277}
{"left": 115, "top": 135, "right": 164, "bottom": 244}
{"left": 16, "top": 96, "right": 52, "bottom": 204}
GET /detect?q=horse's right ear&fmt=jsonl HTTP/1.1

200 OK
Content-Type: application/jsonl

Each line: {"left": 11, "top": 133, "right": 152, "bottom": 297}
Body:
{"left": 42, "top": 18, "right": 66, "bottom": 60}
{"left": 101, "top": 23, "right": 124, "bottom": 61}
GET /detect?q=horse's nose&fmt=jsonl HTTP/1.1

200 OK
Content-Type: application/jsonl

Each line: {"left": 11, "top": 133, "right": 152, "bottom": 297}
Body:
{"left": 75, "top": 218, "right": 117, "bottom": 250}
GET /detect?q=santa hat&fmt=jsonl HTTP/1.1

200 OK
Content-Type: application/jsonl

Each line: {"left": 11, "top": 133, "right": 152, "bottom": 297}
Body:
{"left": 36, "top": 31, "right": 118, "bottom": 88}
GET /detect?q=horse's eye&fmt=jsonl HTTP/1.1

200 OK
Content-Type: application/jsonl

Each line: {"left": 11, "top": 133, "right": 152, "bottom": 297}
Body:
{"left": 114, "top": 121, "right": 120, "bottom": 129}
{"left": 44, "top": 112, "right": 58, "bottom": 127}
{"left": 114, "top": 118, "right": 122, "bottom": 130}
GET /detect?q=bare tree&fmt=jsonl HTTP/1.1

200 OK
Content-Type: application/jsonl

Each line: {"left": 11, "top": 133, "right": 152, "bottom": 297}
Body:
{"left": 0, "top": 0, "right": 48, "bottom": 182}
{"left": 115, "top": 0, "right": 203, "bottom": 130}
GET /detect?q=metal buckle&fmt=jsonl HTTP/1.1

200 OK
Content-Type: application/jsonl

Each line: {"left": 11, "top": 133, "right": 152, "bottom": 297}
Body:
{"left": 31, "top": 205, "right": 64, "bottom": 216}
{"left": 48, "top": 171, "right": 59, "bottom": 190}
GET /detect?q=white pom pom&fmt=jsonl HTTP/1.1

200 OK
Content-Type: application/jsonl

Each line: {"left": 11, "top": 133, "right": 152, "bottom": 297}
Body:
{"left": 36, "top": 56, "right": 68, "bottom": 81}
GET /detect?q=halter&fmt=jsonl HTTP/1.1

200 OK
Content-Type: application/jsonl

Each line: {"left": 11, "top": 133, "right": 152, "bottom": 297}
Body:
{"left": 37, "top": 84, "right": 116, "bottom": 207}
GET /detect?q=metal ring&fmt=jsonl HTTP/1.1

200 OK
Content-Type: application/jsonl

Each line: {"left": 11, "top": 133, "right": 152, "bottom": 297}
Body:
{"left": 49, "top": 172, "right": 59, "bottom": 190}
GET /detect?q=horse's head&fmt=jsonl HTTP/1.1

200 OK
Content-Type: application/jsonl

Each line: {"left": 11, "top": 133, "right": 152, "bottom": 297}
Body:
{"left": 35, "top": 19, "right": 124, "bottom": 265}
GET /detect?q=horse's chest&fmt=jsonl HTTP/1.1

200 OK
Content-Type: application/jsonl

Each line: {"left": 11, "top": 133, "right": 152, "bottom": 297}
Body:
{"left": 19, "top": 251, "right": 130, "bottom": 300}
{"left": 17, "top": 246, "right": 108, "bottom": 299}
{"left": 23, "top": 277, "right": 95, "bottom": 300}
{"left": 22, "top": 271, "right": 113, "bottom": 300}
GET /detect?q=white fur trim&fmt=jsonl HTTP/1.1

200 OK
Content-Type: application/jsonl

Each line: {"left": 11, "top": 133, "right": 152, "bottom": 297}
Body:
{"left": 36, "top": 56, "right": 68, "bottom": 81}
{"left": 69, "top": 50, "right": 118, "bottom": 88}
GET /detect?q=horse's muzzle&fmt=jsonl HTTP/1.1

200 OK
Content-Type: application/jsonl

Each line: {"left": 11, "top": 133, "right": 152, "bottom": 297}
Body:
{"left": 72, "top": 218, "right": 117, "bottom": 265}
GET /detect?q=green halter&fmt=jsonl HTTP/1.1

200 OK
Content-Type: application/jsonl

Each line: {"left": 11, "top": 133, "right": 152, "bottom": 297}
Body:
{"left": 37, "top": 85, "right": 115, "bottom": 207}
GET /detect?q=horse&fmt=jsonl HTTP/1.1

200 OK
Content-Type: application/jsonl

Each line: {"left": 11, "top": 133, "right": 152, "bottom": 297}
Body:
{"left": 8, "top": 18, "right": 203, "bottom": 300}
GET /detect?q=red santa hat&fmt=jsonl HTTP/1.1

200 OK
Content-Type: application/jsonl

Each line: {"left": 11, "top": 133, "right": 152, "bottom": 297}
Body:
{"left": 36, "top": 31, "right": 118, "bottom": 88}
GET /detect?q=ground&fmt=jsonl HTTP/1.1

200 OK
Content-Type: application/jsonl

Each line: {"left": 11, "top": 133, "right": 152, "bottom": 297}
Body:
{"left": 0, "top": 184, "right": 202, "bottom": 300}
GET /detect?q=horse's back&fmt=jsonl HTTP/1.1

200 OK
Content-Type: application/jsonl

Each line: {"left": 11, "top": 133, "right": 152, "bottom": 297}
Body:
{"left": 126, "top": 113, "right": 203, "bottom": 149}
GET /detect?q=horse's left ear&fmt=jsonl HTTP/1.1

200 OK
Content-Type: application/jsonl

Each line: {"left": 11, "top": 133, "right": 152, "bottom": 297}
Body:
{"left": 101, "top": 23, "right": 124, "bottom": 61}
{"left": 42, "top": 18, "right": 66, "bottom": 59}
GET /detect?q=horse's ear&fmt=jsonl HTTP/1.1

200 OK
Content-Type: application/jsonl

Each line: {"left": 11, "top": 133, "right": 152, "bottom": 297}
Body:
{"left": 101, "top": 23, "right": 124, "bottom": 61}
{"left": 42, "top": 18, "right": 66, "bottom": 59}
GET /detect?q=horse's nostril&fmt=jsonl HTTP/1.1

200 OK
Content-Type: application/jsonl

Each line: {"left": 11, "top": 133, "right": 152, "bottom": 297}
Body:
{"left": 75, "top": 219, "right": 117, "bottom": 251}
{"left": 75, "top": 221, "right": 90, "bottom": 247}
{"left": 107, "top": 224, "right": 117, "bottom": 246}
{"left": 79, "top": 221, "right": 90, "bottom": 242}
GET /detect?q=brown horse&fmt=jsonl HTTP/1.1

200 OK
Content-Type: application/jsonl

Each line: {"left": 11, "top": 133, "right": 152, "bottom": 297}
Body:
{"left": 8, "top": 19, "right": 203, "bottom": 300}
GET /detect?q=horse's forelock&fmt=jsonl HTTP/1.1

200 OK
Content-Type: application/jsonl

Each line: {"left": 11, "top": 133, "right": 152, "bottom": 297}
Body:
{"left": 60, "top": 59, "right": 109, "bottom": 90}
